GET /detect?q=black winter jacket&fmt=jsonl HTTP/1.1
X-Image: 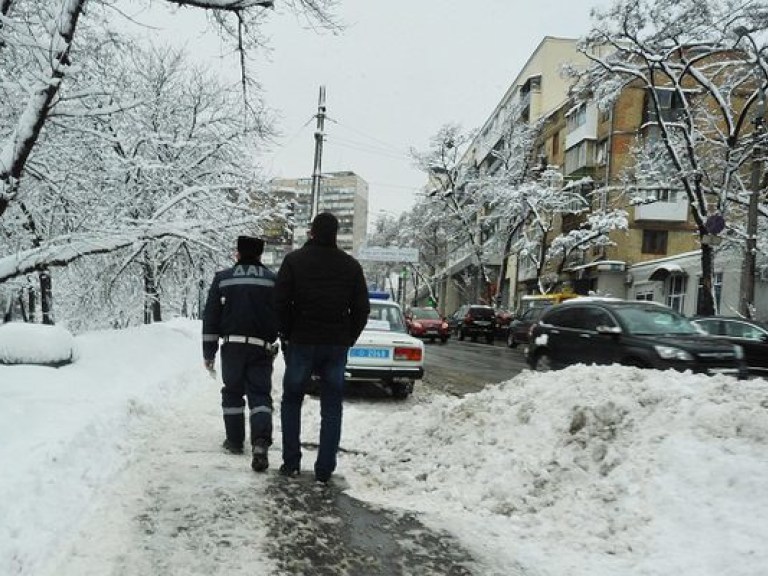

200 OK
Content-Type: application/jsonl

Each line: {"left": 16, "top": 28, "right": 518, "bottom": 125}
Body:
{"left": 275, "top": 239, "right": 370, "bottom": 346}
{"left": 202, "top": 258, "right": 277, "bottom": 361}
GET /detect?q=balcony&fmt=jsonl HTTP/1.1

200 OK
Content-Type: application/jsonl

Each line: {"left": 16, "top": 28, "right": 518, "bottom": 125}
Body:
{"left": 634, "top": 190, "right": 689, "bottom": 222}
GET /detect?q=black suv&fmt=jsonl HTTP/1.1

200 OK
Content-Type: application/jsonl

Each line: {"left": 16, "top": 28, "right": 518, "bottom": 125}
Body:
{"left": 450, "top": 304, "right": 496, "bottom": 343}
{"left": 526, "top": 298, "right": 747, "bottom": 378}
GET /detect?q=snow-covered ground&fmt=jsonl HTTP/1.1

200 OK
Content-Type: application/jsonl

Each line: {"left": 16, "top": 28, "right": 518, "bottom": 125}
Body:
{"left": 1, "top": 319, "right": 766, "bottom": 575}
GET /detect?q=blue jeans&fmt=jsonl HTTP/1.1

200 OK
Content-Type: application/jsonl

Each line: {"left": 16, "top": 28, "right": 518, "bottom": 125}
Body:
{"left": 281, "top": 344, "right": 348, "bottom": 476}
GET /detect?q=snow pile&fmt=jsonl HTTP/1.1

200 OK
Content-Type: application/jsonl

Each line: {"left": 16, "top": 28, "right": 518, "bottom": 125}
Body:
{"left": 0, "top": 319, "right": 208, "bottom": 576}
{"left": 3, "top": 319, "right": 768, "bottom": 576}
{"left": 0, "top": 322, "right": 75, "bottom": 365}
{"left": 343, "top": 366, "right": 768, "bottom": 575}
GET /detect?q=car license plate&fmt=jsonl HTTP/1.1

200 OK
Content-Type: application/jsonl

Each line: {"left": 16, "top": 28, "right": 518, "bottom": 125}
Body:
{"left": 350, "top": 348, "right": 389, "bottom": 359}
{"left": 475, "top": 321, "right": 490, "bottom": 326}
{"left": 426, "top": 330, "right": 438, "bottom": 335}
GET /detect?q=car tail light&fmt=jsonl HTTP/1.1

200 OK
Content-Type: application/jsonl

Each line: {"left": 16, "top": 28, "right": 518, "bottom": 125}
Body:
{"left": 464, "top": 314, "right": 472, "bottom": 324}
{"left": 394, "top": 347, "right": 422, "bottom": 361}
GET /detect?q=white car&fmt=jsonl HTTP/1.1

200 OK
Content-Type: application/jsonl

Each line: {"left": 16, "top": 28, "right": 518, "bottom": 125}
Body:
{"left": 346, "top": 299, "right": 425, "bottom": 398}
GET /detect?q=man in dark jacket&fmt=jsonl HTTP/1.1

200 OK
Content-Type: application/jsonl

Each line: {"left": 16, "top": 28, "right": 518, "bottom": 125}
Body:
{"left": 203, "top": 235, "right": 278, "bottom": 472}
{"left": 275, "top": 212, "right": 370, "bottom": 483}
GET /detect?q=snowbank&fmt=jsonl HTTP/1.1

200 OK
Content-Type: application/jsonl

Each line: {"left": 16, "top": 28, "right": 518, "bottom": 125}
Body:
{"left": 0, "top": 319, "right": 208, "bottom": 576}
{"left": 343, "top": 366, "right": 768, "bottom": 575}
{"left": 0, "top": 322, "right": 75, "bottom": 366}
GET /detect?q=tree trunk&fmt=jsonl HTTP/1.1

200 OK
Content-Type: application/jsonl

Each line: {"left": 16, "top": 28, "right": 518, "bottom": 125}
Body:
{"left": 143, "top": 262, "right": 162, "bottom": 324}
{"left": 40, "top": 270, "right": 54, "bottom": 325}
{"left": 697, "top": 242, "right": 716, "bottom": 316}
{"left": 17, "top": 291, "right": 27, "bottom": 322}
{"left": 27, "top": 284, "right": 35, "bottom": 322}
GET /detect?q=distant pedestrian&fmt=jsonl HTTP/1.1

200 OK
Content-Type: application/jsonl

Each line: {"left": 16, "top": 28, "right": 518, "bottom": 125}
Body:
{"left": 203, "top": 235, "right": 279, "bottom": 472}
{"left": 275, "top": 212, "right": 370, "bottom": 483}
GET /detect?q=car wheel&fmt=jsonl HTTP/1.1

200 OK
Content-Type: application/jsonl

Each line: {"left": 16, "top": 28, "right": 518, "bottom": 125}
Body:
{"left": 458, "top": 328, "right": 465, "bottom": 341}
{"left": 391, "top": 382, "right": 411, "bottom": 399}
{"left": 471, "top": 335, "right": 478, "bottom": 342}
{"left": 486, "top": 334, "right": 494, "bottom": 344}
{"left": 506, "top": 332, "right": 517, "bottom": 348}
{"left": 535, "top": 352, "right": 553, "bottom": 371}
{"left": 623, "top": 357, "right": 648, "bottom": 368}
{"left": 440, "top": 336, "right": 448, "bottom": 344}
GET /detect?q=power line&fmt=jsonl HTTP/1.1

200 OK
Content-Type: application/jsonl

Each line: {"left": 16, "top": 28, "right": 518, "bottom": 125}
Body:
{"left": 327, "top": 136, "right": 411, "bottom": 161}
{"left": 327, "top": 117, "right": 411, "bottom": 156}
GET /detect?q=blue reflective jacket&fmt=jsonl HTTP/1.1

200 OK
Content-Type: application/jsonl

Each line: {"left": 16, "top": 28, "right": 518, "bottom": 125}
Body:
{"left": 202, "top": 259, "right": 278, "bottom": 361}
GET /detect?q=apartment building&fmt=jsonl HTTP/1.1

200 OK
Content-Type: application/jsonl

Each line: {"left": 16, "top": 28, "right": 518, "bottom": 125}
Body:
{"left": 268, "top": 172, "right": 369, "bottom": 260}
{"left": 434, "top": 37, "right": 591, "bottom": 314}
{"left": 424, "top": 38, "right": 766, "bottom": 318}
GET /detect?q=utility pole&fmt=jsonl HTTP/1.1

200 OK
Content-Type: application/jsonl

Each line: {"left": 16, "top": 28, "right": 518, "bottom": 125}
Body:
{"left": 310, "top": 86, "right": 326, "bottom": 221}
{"left": 740, "top": 93, "right": 766, "bottom": 319}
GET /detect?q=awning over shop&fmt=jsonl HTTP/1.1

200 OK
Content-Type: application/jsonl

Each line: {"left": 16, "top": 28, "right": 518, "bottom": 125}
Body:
{"left": 648, "top": 263, "right": 686, "bottom": 281}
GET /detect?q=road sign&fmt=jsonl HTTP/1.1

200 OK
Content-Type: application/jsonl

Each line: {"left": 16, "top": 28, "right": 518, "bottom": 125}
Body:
{"left": 357, "top": 246, "right": 419, "bottom": 263}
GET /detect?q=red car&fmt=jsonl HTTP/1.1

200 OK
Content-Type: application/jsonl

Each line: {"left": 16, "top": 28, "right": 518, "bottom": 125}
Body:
{"left": 405, "top": 307, "right": 451, "bottom": 343}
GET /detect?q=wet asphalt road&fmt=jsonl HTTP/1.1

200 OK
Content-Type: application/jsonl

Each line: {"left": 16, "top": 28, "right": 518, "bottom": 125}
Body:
{"left": 421, "top": 336, "right": 529, "bottom": 396}
{"left": 263, "top": 474, "right": 479, "bottom": 575}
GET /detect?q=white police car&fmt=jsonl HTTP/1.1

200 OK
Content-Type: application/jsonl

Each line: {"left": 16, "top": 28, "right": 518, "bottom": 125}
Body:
{"left": 346, "top": 297, "right": 424, "bottom": 398}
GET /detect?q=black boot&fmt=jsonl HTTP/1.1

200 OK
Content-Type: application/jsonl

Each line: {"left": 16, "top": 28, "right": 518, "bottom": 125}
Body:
{"left": 251, "top": 440, "right": 269, "bottom": 472}
{"left": 222, "top": 439, "right": 244, "bottom": 454}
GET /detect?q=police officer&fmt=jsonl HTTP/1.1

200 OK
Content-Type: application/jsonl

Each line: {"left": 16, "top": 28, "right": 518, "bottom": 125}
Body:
{"left": 203, "top": 235, "right": 278, "bottom": 472}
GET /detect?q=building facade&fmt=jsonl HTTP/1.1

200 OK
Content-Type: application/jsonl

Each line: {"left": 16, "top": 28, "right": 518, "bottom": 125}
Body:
{"left": 430, "top": 37, "right": 593, "bottom": 314}
{"left": 268, "top": 171, "right": 369, "bottom": 262}
{"left": 419, "top": 37, "right": 766, "bottom": 320}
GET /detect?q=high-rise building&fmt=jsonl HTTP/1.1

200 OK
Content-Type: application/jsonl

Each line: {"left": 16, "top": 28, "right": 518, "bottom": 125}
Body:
{"left": 269, "top": 171, "right": 369, "bottom": 255}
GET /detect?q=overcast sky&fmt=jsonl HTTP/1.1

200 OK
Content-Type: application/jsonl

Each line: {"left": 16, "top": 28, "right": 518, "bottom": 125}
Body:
{"left": 133, "top": 1, "right": 603, "bottom": 221}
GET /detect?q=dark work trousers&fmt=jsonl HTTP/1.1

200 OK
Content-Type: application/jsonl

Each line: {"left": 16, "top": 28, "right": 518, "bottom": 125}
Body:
{"left": 220, "top": 343, "right": 274, "bottom": 447}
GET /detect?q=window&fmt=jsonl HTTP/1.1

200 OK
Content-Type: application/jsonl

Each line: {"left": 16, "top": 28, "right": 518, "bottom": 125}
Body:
{"left": 635, "top": 289, "right": 654, "bottom": 301}
{"left": 596, "top": 139, "right": 608, "bottom": 165}
{"left": 543, "top": 307, "right": 582, "bottom": 329}
{"left": 643, "top": 87, "right": 686, "bottom": 123}
{"left": 654, "top": 189, "right": 675, "bottom": 202}
{"left": 565, "top": 141, "right": 595, "bottom": 174}
{"left": 642, "top": 230, "right": 668, "bottom": 255}
{"left": 581, "top": 308, "right": 615, "bottom": 331}
{"left": 666, "top": 275, "right": 686, "bottom": 313}
{"left": 723, "top": 321, "right": 765, "bottom": 340}
{"left": 566, "top": 104, "right": 587, "bottom": 133}
{"left": 551, "top": 131, "right": 560, "bottom": 157}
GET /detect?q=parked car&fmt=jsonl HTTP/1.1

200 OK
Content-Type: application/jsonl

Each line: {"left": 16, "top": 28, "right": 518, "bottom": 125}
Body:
{"left": 494, "top": 309, "right": 514, "bottom": 337}
{"left": 449, "top": 304, "right": 496, "bottom": 344}
{"left": 506, "top": 305, "right": 551, "bottom": 348}
{"left": 691, "top": 316, "right": 768, "bottom": 377}
{"left": 346, "top": 299, "right": 424, "bottom": 398}
{"left": 405, "top": 307, "right": 450, "bottom": 343}
{"left": 526, "top": 298, "right": 747, "bottom": 378}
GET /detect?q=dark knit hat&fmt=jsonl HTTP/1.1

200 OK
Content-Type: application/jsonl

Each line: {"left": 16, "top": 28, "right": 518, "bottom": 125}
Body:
{"left": 310, "top": 212, "right": 339, "bottom": 244}
{"left": 237, "top": 235, "right": 264, "bottom": 257}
